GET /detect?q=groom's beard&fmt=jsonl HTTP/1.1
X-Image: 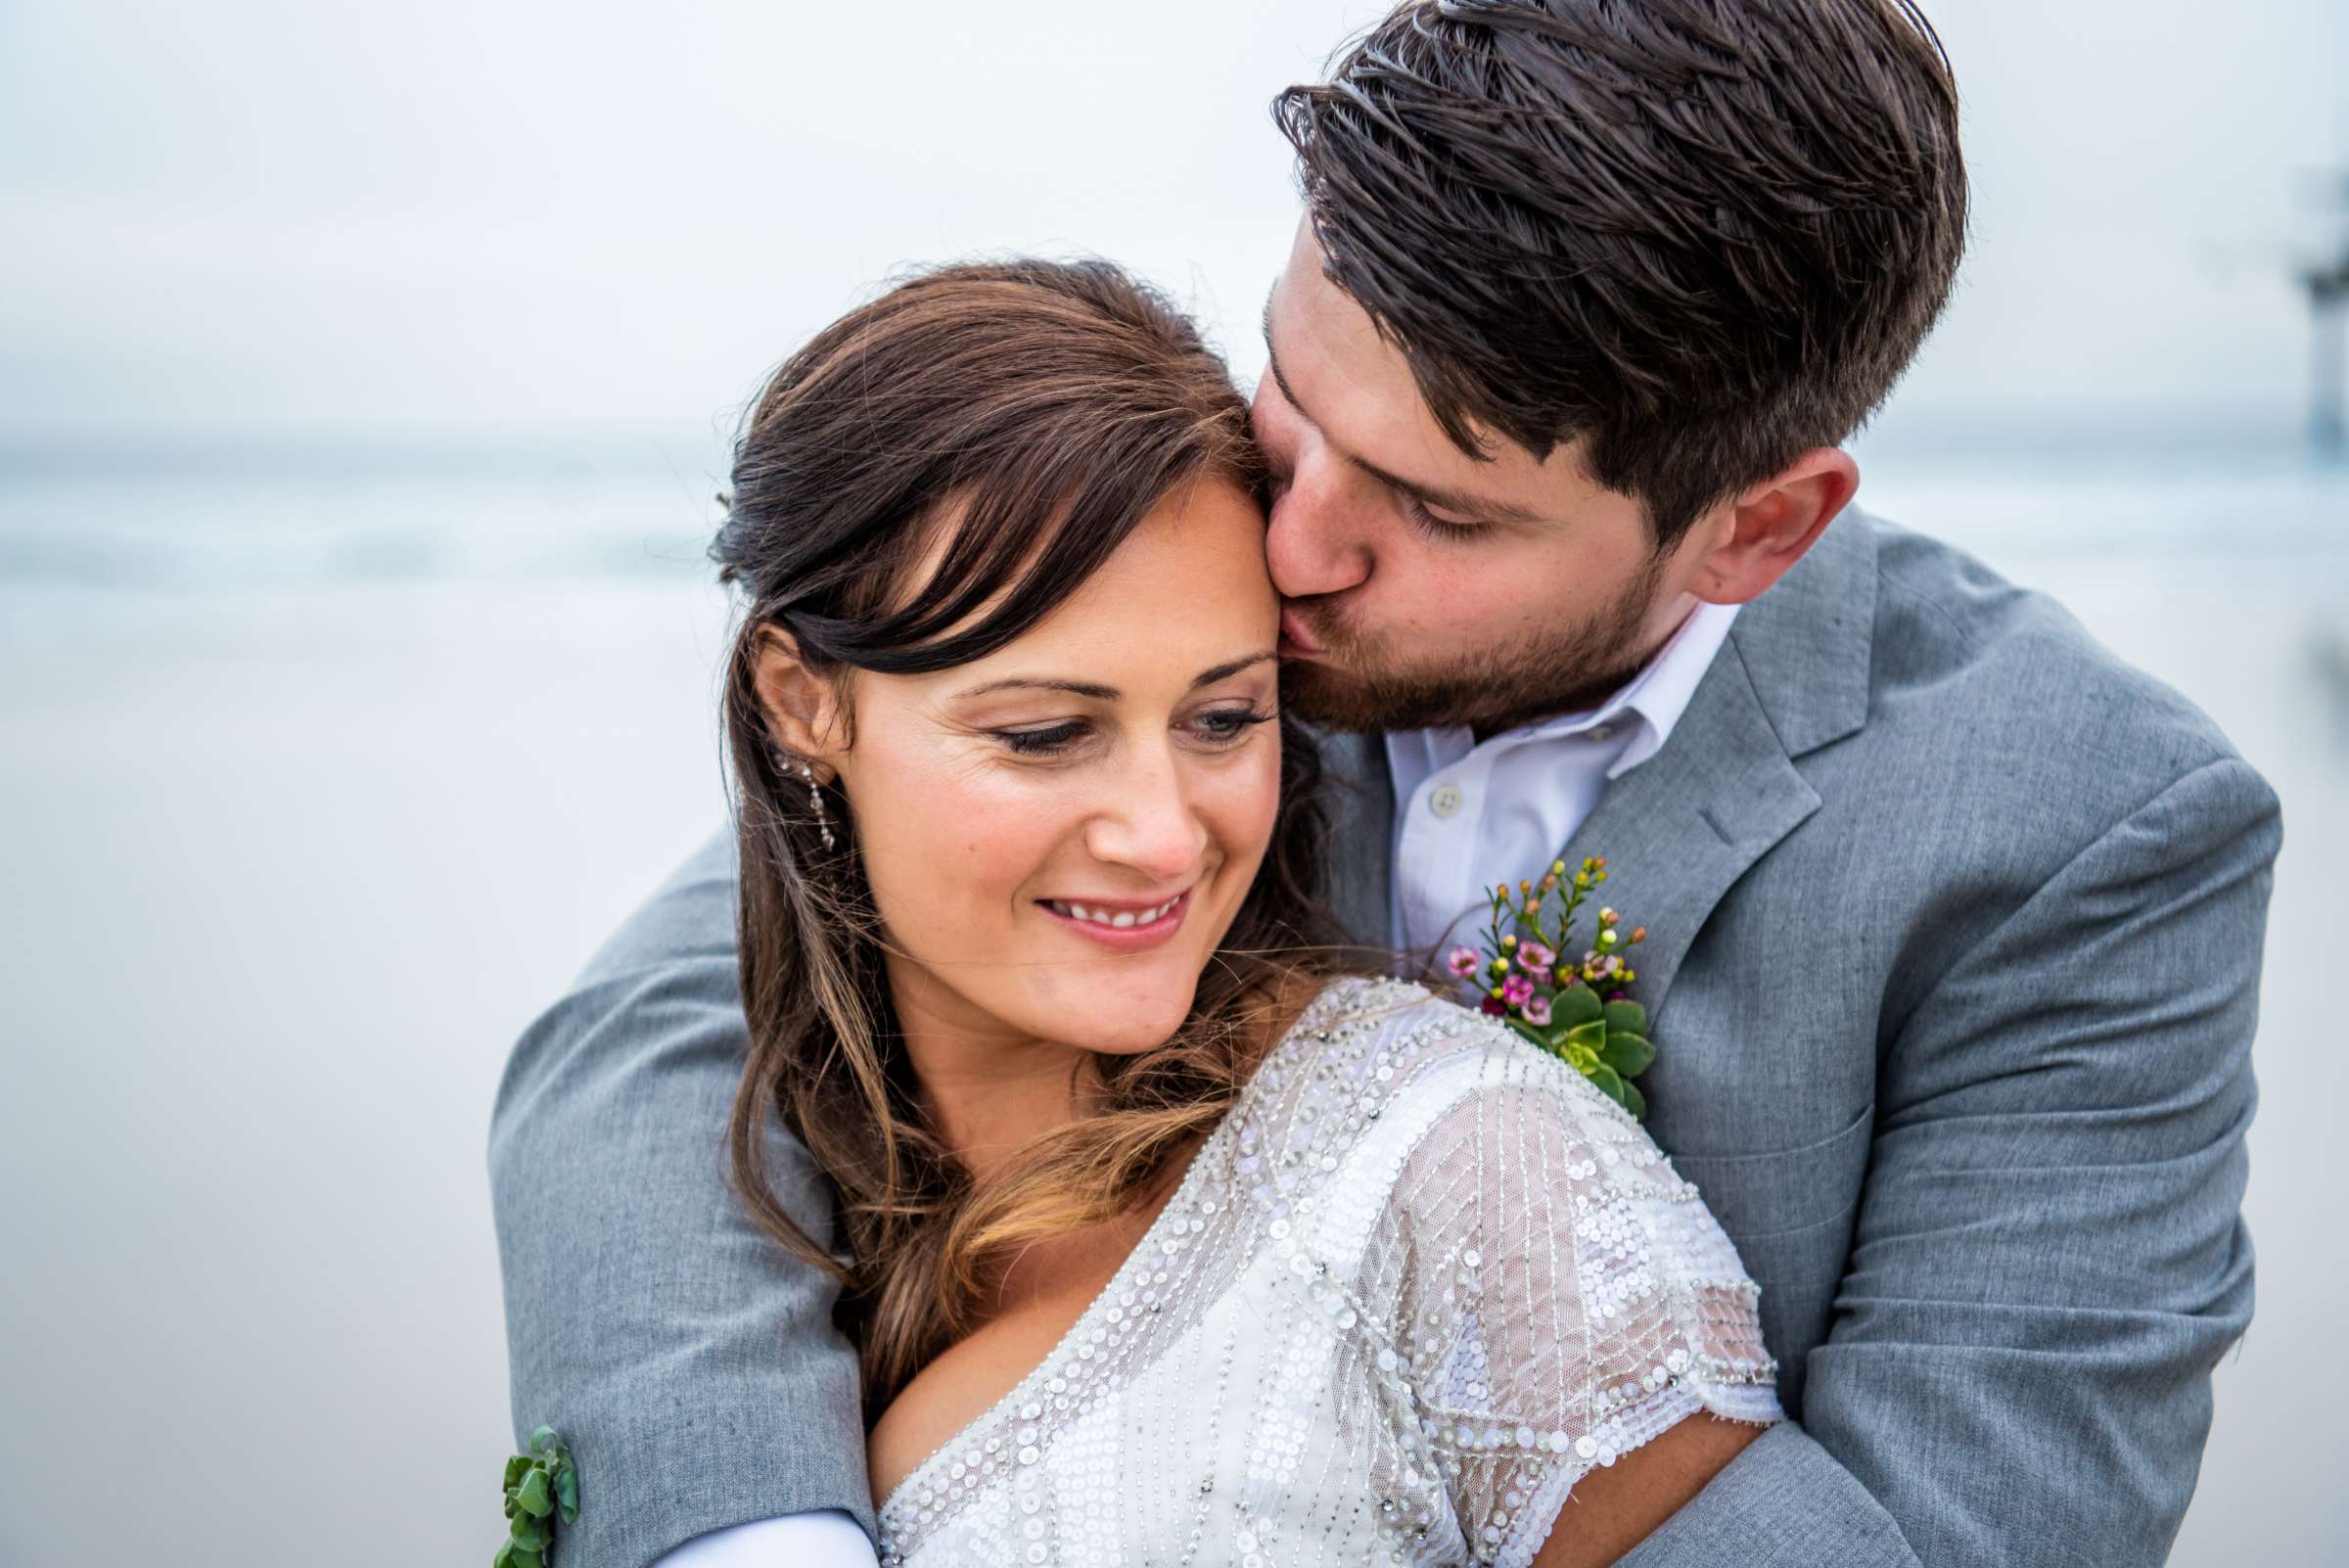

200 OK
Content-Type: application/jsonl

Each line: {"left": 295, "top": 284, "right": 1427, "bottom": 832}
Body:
{"left": 1279, "top": 549, "right": 1670, "bottom": 736}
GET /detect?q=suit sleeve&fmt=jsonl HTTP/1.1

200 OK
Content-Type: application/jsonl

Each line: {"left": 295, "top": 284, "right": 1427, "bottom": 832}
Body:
{"left": 488, "top": 829, "right": 873, "bottom": 1568}
{"left": 1622, "top": 757, "right": 2280, "bottom": 1567}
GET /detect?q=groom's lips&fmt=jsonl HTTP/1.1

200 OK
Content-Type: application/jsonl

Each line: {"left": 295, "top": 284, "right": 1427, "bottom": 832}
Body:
{"left": 1278, "top": 607, "right": 1324, "bottom": 660}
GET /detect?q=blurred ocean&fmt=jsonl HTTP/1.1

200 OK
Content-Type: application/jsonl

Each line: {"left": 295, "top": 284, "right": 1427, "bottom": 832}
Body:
{"left": 0, "top": 438, "right": 2343, "bottom": 1564}
{"left": 3, "top": 427, "right": 2343, "bottom": 593}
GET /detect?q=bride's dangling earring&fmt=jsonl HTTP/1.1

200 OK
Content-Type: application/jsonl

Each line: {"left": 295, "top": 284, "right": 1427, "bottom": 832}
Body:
{"left": 799, "top": 760, "right": 837, "bottom": 853}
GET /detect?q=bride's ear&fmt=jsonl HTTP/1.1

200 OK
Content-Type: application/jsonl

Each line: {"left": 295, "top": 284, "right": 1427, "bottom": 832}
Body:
{"left": 751, "top": 624, "right": 848, "bottom": 780}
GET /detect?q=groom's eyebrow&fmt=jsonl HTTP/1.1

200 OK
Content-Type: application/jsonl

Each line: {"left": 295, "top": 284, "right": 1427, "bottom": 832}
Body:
{"left": 953, "top": 653, "right": 1274, "bottom": 703}
{"left": 1261, "top": 299, "right": 1547, "bottom": 530}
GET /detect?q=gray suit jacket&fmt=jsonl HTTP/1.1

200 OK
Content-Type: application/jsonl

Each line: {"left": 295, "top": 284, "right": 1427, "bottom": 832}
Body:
{"left": 490, "top": 511, "right": 2279, "bottom": 1567}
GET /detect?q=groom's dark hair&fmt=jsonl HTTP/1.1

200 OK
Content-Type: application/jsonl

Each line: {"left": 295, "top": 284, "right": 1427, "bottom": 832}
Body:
{"left": 1273, "top": 0, "right": 1966, "bottom": 546}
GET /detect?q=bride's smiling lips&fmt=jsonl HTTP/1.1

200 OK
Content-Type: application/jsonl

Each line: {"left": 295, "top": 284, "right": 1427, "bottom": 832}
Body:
{"left": 1036, "top": 888, "right": 1194, "bottom": 950}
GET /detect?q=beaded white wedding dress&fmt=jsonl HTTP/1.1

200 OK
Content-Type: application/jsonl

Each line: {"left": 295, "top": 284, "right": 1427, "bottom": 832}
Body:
{"left": 874, "top": 977, "right": 1780, "bottom": 1568}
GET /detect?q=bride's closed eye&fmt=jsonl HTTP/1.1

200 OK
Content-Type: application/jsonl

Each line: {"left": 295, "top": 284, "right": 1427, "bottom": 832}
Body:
{"left": 992, "top": 720, "right": 1090, "bottom": 757}
{"left": 988, "top": 705, "right": 1276, "bottom": 761}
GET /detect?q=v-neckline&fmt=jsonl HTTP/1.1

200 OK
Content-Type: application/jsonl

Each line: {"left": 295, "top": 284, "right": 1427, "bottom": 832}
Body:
{"left": 873, "top": 982, "right": 1341, "bottom": 1524}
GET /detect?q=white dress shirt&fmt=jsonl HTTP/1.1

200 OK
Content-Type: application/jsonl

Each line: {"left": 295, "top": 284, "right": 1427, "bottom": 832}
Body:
{"left": 654, "top": 1509, "right": 878, "bottom": 1568}
{"left": 1386, "top": 600, "right": 1738, "bottom": 960}
{"left": 651, "top": 603, "right": 1735, "bottom": 1568}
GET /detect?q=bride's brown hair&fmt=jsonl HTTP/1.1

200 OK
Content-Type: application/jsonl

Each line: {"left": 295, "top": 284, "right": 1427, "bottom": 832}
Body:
{"left": 710, "top": 258, "right": 1345, "bottom": 1416}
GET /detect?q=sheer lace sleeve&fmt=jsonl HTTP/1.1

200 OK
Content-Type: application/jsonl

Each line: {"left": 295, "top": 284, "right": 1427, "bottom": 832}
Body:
{"left": 1358, "top": 1039, "right": 1780, "bottom": 1568}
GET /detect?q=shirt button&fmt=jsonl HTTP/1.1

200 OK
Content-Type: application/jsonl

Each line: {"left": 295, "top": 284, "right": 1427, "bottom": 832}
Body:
{"left": 1429, "top": 783, "right": 1465, "bottom": 818}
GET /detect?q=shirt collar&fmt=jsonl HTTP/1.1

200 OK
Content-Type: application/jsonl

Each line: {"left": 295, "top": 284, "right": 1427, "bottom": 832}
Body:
{"left": 1595, "top": 598, "right": 1738, "bottom": 778}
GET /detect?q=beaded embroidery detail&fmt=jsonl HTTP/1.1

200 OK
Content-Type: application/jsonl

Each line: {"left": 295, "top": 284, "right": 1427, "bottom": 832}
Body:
{"left": 873, "top": 977, "right": 1779, "bottom": 1568}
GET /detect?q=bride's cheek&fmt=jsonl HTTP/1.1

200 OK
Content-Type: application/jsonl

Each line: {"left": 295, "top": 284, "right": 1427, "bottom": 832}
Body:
{"left": 1240, "top": 741, "right": 1285, "bottom": 839}
{"left": 1204, "top": 745, "right": 1284, "bottom": 882}
{"left": 925, "top": 773, "right": 1076, "bottom": 901}
{"left": 857, "top": 754, "right": 1055, "bottom": 934}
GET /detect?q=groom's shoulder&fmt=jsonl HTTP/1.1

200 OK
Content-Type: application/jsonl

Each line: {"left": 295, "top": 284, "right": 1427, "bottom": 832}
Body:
{"left": 1848, "top": 514, "right": 2262, "bottom": 818}
{"left": 570, "top": 826, "right": 742, "bottom": 992}
{"left": 490, "top": 827, "right": 745, "bottom": 1159}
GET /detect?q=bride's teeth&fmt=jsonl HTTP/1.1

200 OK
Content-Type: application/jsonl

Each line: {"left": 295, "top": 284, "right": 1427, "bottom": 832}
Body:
{"left": 1047, "top": 895, "right": 1182, "bottom": 925}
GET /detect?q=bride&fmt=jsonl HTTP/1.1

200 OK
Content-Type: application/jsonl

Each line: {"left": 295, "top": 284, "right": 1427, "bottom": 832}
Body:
{"left": 709, "top": 257, "right": 1779, "bottom": 1568}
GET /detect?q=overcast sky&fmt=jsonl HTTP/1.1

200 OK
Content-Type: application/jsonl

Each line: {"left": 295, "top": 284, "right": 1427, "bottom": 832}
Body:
{"left": 2, "top": 0, "right": 2341, "bottom": 449}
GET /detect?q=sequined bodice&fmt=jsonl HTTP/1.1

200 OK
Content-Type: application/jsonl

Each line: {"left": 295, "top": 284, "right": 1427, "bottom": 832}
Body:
{"left": 874, "top": 977, "right": 1779, "bottom": 1568}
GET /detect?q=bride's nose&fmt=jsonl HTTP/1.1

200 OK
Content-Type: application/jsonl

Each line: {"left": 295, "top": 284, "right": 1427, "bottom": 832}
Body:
{"left": 1083, "top": 742, "right": 1209, "bottom": 884}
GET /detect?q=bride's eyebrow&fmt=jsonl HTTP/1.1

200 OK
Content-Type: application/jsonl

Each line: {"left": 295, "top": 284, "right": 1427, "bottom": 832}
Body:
{"left": 1189, "top": 652, "right": 1277, "bottom": 688}
{"left": 952, "top": 652, "right": 1275, "bottom": 703}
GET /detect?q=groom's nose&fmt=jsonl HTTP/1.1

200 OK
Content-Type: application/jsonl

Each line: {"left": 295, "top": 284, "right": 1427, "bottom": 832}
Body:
{"left": 1265, "top": 449, "right": 1374, "bottom": 602}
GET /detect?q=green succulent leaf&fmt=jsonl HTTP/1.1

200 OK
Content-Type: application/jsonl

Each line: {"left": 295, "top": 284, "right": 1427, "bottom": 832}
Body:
{"left": 1552, "top": 985, "right": 1602, "bottom": 1028}
{"left": 1600, "top": 1032, "right": 1655, "bottom": 1079}
{"left": 495, "top": 1428, "right": 576, "bottom": 1564}
{"left": 1589, "top": 1063, "right": 1628, "bottom": 1106}
{"left": 1562, "top": 1019, "right": 1607, "bottom": 1057}
{"left": 1602, "top": 999, "right": 1646, "bottom": 1037}
{"left": 1619, "top": 1079, "right": 1648, "bottom": 1120}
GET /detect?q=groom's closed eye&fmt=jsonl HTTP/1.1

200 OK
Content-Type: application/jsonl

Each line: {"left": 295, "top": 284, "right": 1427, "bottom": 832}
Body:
{"left": 1396, "top": 490, "right": 1490, "bottom": 542}
{"left": 1260, "top": 314, "right": 1534, "bottom": 541}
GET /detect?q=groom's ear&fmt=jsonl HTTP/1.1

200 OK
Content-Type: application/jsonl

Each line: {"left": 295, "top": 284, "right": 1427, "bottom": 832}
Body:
{"left": 751, "top": 624, "right": 850, "bottom": 778}
{"left": 1683, "top": 447, "right": 1860, "bottom": 606}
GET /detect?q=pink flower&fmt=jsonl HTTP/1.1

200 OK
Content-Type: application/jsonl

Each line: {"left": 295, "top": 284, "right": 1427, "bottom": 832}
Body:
{"left": 1516, "top": 941, "right": 1555, "bottom": 980}
{"left": 1480, "top": 995, "right": 1508, "bottom": 1017}
{"left": 1521, "top": 992, "right": 1552, "bottom": 1026}
{"left": 1448, "top": 946, "right": 1482, "bottom": 979}
{"left": 1501, "top": 973, "right": 1536, "bottom": 1008}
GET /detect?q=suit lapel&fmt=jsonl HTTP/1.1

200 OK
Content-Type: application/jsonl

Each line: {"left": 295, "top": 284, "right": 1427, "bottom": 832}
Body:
{"left": 1558, "top": 642, "right": 1818, "bottom": 1017}
{"left": 1557, "top": 514, "right": 1879, "bottom": 1018}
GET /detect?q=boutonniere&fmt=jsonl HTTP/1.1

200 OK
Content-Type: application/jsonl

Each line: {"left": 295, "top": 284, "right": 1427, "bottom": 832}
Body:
{"left": 1448, "top": 854, "right": 1658, "bottom": 1119}
{"left": 494, "top": 1425, "right": 579, "bottom": 1568}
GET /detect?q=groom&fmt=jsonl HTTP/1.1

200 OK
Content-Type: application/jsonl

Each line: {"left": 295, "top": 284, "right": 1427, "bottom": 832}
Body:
{"left": 492, "top": 4, "right": 2278, "bottom": 1565}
